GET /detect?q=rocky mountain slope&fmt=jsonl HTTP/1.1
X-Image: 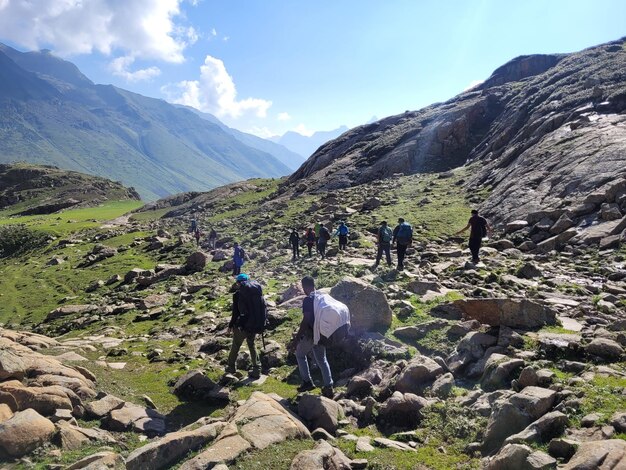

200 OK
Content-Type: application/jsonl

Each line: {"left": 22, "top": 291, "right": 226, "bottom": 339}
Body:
{"left": 0, "top": 163, "right": 624, "bottom": 468}
{"left": 288, "top": 39, "right": 626, "bottom": 229}
{"left": 0, "top": 44, "right": 291, "bottom": 201}
{"left": 0, "top": 163, "right": 140, "bottom": 214}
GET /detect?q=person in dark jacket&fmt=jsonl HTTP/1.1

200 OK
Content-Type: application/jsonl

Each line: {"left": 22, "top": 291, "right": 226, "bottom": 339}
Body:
{"left": 225, "top": 273, "right": 261, "bottom": 379}
{"left": 317, "top": 224, "right": 331, "bottom": 259}
{"left": 455, "top": 209, "right": 492, "bottom": 264}
{"left": 232, "top": 242, "right": 245, "bottom": 276}
{"left": 392, "top": 218, "right": 413, "bottom": 270}
{"left": 373, "top": 220, "right": 393, "bottom": 267}
{"left": 305, "top": 228, "right": 316, "bottom": 257}
{"left": 289, "top": 228, "right": 300, "bottom": 260}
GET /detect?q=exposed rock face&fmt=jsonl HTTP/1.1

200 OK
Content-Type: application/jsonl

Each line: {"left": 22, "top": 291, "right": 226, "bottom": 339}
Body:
{"left": 329, "top": 277, "right": 392, "bottom": 332}
{"left": 289, "top": 440, "right": 354, "bottom": 470}
{"left": 285, "top": 39, "right": 626, "bottom": 232}
{"left": 0, "top": 408, "right": 55, "bottom": 458}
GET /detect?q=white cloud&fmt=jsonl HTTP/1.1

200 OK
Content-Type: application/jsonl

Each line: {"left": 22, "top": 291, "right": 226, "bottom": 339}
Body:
{"left": 463, "top": 79, "right": 484, "bottom": 92}
{"left": 0, "top": 0, "right": 194, "bottom": 63}
{"left": 211, "top": 28, "right": 217, "bottom": 37}
{"left": 277, "top": 112, "right": 291, "bottom": 121}
{"left": 162, "top": 55, "right": 272, "bottom": 119}
{"left": 109, "top": 56, "right": 161, "bottom": 82}
{"left": 293, "top": 124, "right": 315, "bottom": 137}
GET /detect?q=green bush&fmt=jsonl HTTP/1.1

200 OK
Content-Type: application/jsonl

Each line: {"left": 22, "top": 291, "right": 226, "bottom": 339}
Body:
{"left": 0, "top": 224, "right": 49, "bottom": 258}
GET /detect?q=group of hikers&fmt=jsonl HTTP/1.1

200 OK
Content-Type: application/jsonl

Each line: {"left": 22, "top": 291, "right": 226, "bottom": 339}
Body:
{"left": 189, "top": 217, "right": 218, "bottom": 249}
{"left": 289, "top": 220, "right": 349, "bottom": 260}
{"left": 221, "top": 209, "right": 492, "bottom": 398}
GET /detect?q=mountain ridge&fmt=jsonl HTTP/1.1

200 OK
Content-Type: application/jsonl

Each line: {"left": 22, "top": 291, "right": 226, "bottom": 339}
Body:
{"left": 0, "top": 44, "right": 292, "bottom": 200}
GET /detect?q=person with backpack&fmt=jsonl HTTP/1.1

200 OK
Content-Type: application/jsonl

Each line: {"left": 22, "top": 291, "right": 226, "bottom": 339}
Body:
{"left": 189, "top": 217, "right": 197, "bottom": 234}
{"left": 317, "top": 224, "right": 331, "bottom": 259}
{"left": 289, "top": 228, "right": 300, "bottom": 260}
{"left": 373, "top": 220, "right": 393, "bottom": 267}
{"left": 305, "top": 228, "right": 316, "bottom": 257}
{"left": 232, "top": 242, "right": 245, "bottom": 276}
{"left": 193, "top": 227, "right": 202, "bottom": 247}
{"left": 225, "top": 273, "right": 266, "bottom": 379}
{"left": 392, "top": 218, "right": 413, "bottom": 271}
{"left": 455, "top": 209, "right": 492, "bottom": 264}
{"left": 208, "top": 228, "right": 217, "bottom": 250}
{"left": 292, "top": 276, "right": 349, "bottom": 398}
{"left": 333, "top": 221, "right": 349, "bottom": 251}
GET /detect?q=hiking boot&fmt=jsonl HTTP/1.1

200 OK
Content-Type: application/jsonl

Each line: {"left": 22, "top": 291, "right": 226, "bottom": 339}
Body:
{"left": 224, "top": 366, "right": 235, "bottom": 375}
{"left": 248, "top": 369, "right": 261, "bottom": 379}
{"left": 321, "top": 386, "right": 334, "bottom": 399}
{"left": 297, "top": 381, "right": 315, "bottom": 393}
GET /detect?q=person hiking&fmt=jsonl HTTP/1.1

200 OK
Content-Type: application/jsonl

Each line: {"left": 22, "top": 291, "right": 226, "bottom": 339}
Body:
{"left": 373, "top": 220, "right": 393, "bottom": 267}
{"left": 289, "top": 228, "right": 300, "bottom": 260}
{"left": 292, "top": 276, "right": 347, "bottom": 398}
{"left": 193, "top": 227, "right": 202, "bottom": 247}
{"left": 305, "top": 228, "right": 316, "bottom": 257}
{"left": 225, "top": 273, "right": 265, "bottom": 379}
{"left": 317, "top": 223, "right": 331, "bottom": 259}
{"left": 232, "top": 242, "right": 245, "bottom": 276}
{"left": 455, "top": 209, "right": 492, "bottom": 264}
{"left": 189, "top": 216, "right": 197, "bottom": 234}
{"left": 208, "top": 228, "right": 217, "bottom": 250}
{"left": 314, "top": 222, "right": 322, "bottom": 254}
{"left": 392, "top": 218, "right": 413, "bottom": 270}
{"left": 334, "top": 221, "right": 349, "bottom": 251}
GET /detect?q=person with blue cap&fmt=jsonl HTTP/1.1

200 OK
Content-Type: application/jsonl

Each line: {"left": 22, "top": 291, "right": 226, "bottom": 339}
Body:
{"left": 225, "top": 273, "right": 265, "bottom": 379}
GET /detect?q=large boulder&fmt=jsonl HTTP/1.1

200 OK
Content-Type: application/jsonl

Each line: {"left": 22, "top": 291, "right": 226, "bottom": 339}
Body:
{"left": 0, "top": 380, "right": 74, "bottom": 415}
{"left": 290, "top": 439, "right": 354, "bottom": 470}
{"left": 483, "top": 387, "right": 557, "bottom": 453}
{"left": 185, "top": 251, "right": 208, "bottom": 273}
{"left": 453, "top": 299, "right": 556, "bottom": 329}
{"left": 173, "top": 370, "right": 229, "bottom": 403}
{"left": 126, "top": 422, "right": 226, "bottom": 470}
{"left": 562, "top": 439, "right": 626, "bottom": 469}
{"left": 330, "top": 277, "right": 392, "bottom": 332}
{"left": 585, "top": 338, "right": 624, "bottom": 361}
{"left": 66, "top": 451, "right": 125, "bottom": 469}
{"left": 378, "top": 391, "right": 429, "bottom": 428}
{"left": 298, "top": 394, "right": 344, "bottom": 435}
{"left": 394, "top": 355, "right": 444, "bottom": 393}
{"left": 181, "top": 393, "right": 311, "bottom": 469}
{"left": 102, "top": 403, "right": 166, "bottom": 435}
{"left": 0, "top": 408, "right": 55, "bottom": 458}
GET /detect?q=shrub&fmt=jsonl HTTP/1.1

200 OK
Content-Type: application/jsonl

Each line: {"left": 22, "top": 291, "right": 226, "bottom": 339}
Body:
{"left": 0, "top": 224, "right": 49, "bottom": 258}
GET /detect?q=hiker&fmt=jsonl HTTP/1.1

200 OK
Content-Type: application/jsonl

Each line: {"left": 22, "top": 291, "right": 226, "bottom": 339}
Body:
{"left": 305, "top": 228, "right": 316, "bottom": 257}
{"left": 189, "top": 217, "right": 197, "bottom": 234}
{"left": 334, "top": 221, "right": 349, "bottom": 251}
{"left": 193, "top": 227, "right": 201, "bottom": 247}
{"left": 455, "top": 209, "right": 491, "bottom": 264}
{"left": 373, "top": 220, "right": 393, "bottom": 267}
{"left": 289, "top": 228, "right": 300, "bottom": 260}
{"left": 225, "top": 273, "right": 266, "bottom": 379}
{"left": 314, "top": 222, "right": 322, "bottom": 254}
{"left": 392, "top": 218, "right": 413, "bottom": 270}
{"left": 232, "top": 242, "right": 245, "bottom": 276}
{"left": 317, "top": 223, "right": 331, "bottom": 259}
{"left": 293, "top": 276, "right": 349, "bottom": 398}
{"left": 208, "top": 228, "right": 217, "bottom": 249}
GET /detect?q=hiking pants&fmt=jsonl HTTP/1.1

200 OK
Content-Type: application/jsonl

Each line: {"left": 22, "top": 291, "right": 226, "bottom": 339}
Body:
{"left": 295, "top": 336, "right": 333, "bottom": 387}
{"left": 291, "top": 243, "right": 300, "bottom": 258}
{"left": 338, "top": 235, "right": 348, "bottom": 250}
{"left": 318, "top": 240, "right": 327, "bottom": 258}
{"left": 307, "top": 243, "right": 314, "bottom": 257}
{"left": 233, "top": 265, "right": 241, "bottom": 276}
{"left": 469, "top": 237, "right": 482, "bottom": 262}
{"left": 376, "top": 242, "right": 392, "bottom": 265}
{"left": 397, "top": 243, "right": 408, "bottom": 268}
{"left": 227, "top": 327, "right": 259, "bottom": 372}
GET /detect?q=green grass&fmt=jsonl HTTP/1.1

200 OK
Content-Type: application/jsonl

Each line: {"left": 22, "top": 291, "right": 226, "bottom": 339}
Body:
{"left": 539, "top": 325, "right": 578, "bottom": 335}
{"left": 0, "top": 200, "right": 143, "bottom": 235}
{"left": 574, "top": 374, "right": 626, "bottom": 426}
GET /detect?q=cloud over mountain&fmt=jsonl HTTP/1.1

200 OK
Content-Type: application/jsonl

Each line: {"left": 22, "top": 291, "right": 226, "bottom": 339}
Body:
{"left": 0, "top": 0, "right": 196, "bottom": 74}
{"left": 163, "top": 55, "right": 273, "bottom": 119}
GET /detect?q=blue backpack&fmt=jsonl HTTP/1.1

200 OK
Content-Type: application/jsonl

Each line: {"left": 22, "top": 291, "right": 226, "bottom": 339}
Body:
{"left": 396, "top": 223, "right": 413, "bottom": 244}
{"left": 339, "top": 225, "right": 349, "bottom": 236}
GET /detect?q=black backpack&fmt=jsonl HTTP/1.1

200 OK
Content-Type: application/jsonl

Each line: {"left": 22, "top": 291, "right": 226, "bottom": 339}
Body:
{"left": 238, "top": 280, "right": 267, "bottom": 334}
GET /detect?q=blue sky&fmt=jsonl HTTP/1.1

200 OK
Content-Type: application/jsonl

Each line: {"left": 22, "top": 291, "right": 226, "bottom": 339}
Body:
{"left": 0, "top": 0, "right": 624, "bottom": 138}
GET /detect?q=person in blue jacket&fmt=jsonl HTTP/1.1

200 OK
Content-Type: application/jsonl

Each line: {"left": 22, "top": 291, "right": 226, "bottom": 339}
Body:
{"left": 233, "top": 242, "right": 245, "bottom": 276}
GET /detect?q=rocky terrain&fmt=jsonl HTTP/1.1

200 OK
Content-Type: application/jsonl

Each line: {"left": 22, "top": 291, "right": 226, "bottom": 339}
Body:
{"left": 0, "top": 163, "right": 140, "bottom": 214}
{"left": 0, "top": 162, "right": 624, "bottom": 469}
{"left": 288, "top": 38, "right": 626, "bottom": 231}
